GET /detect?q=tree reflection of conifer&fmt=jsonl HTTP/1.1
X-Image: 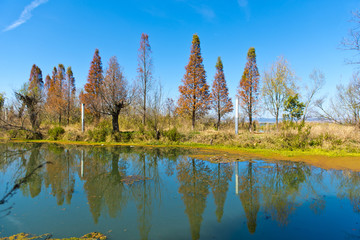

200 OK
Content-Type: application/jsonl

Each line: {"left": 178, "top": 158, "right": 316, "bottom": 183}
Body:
{"left": 43, "top": 145, "right": 76, "bottom": 206}
{"left": 177, "top": 157, "right": 211, "bottom": 240}
{"left": 238, "top": 162, "right": 259, "bottom": 234}
{"left": 210, "top": 163, "right": 233, "bottom": 222}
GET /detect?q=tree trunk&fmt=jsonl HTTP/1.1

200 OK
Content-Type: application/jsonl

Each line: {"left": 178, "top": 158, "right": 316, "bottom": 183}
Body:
{"left": 192, "top": 110, "right": 195, "bottom": 130}
{"left": 112, "top": 113, "right": 119, "bottom": 132}
{"left": 275, "top": 112, "right": 279, "bottom": 130}
{"left": 249, "top": 112, "right": 252, "bottom": 132}
{"left": 67, "top": 102, "right": 70, "bottom": 125}
{"left": 143, "top": 102, "right": 146, "bottom": 126}
{"left": 59, "top": 111, "right": 62, "bottom": 126}
{"left": 217, "top": 111, "right": 221, "bottom": 131}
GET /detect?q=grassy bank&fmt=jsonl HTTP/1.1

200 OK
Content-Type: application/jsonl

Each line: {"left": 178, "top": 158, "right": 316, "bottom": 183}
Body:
{"left": 2, "top": 121, "right": 360, "bottom": 171}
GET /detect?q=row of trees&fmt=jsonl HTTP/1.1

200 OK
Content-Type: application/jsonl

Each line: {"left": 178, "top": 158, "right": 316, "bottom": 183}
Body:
{"left": 75, "top": 33, "right": 235, "bottom": 132}
{"left": 2, "top": 13, "right": 360, "bottom": 136}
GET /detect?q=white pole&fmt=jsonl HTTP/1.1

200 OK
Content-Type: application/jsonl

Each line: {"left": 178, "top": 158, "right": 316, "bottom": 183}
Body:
{"left": 235, "top": 162, "right": 239, "bottom": 195}
{"left": 81, "top": 103, "right": 85, "bottom": 133}
{"left": 235, "top": 98, "right": 239, "bottom": 135}
{"left": 81, "top": 149, "right": 84, "bottom": 178}
{"left": 4, "top": 108, "right": 7, "bottom": 121}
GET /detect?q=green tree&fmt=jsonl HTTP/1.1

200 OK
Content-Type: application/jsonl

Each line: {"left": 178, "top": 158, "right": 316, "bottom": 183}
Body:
{"left": 283, "top": 94, "right": 305, "bottom": 123}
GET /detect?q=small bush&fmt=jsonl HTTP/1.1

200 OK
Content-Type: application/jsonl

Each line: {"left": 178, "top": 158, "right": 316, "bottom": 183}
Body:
{"left": 87, "top": 121, "right": 112, "bottom": 142}
{"left": 48, "top": 126, "right": 65, "bottom": 140}
{"left": 164, "top": 128, "right": 182, "bottom": 142}
{"left": 280, "top": 123, "right": 311, "bottom": 150}
{"left": 120, "top": 131, "right": 133, "bottom": 142}
{"left": 8, "top": 129, "right": 28, "bottom": 139}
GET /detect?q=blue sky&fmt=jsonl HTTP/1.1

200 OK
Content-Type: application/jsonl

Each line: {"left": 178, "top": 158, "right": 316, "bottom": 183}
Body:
{"left": 0, "top": 0, "right": 359, "bottom": 110}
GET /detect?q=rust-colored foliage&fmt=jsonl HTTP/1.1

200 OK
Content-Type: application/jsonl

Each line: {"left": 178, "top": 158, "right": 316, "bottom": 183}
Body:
{"left": 80, "top": 49, "right": 103, "bottom": 122}
{"left": 211, "top": 57, "right": 233, "bottom": 130}
{"left": 65, "top": 67, "right": 76, "bottom": 125}
{"left": 238, "top": 47, "right": 260, "bottom": 132}
{"left": 28, "top": 64, "right": 43, "bottom": 96}
{"left": 45, "top": 65, "right": 67, "bottom": 124}
{"left": 177, "top": 34, "right": 210, "bottom": 129}
{"left": 137, "top": 33, "right": 153, "bottom": 126}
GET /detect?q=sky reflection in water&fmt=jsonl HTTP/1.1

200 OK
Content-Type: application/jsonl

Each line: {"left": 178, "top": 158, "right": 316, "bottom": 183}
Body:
{"left": 0, "top": 143, "right": 359, "bottom": 239}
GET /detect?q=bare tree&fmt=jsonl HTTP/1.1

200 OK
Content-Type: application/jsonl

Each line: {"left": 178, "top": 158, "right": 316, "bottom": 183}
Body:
{"left": 165, "top": 97, "right": 175, "bottom": 129}
{"left": 0, "top": 93, "right": 4, "bottom": 120}
{"left": 262, "top": 56, "right": 296, "bottom": 129}
{"left": 137, "top": 33, "right": 153, "bottom": 126}
{"left": 148, "top": 81, "right": 164, "bottom": 139}
{"left": 341, "top": 10, "right": 360, "bottom": 65}
{"left": 316, "top": 72, "right": 360, "bottom": 125}
{"left": 303, "top": 69, "right": 325, "bottom": 121}
{"left": 100, "top": 56, "right": 128, "bottom": 132}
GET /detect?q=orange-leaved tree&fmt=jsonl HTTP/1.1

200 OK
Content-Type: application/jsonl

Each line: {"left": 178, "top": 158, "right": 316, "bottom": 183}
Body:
{"left": 238, "top": 47, "right": 260, "bottom": 132}
{"left": 80, "top": 49, "right": 103, "bottom": 123}
{"left": 177, "top": 34, "right": 210, "bottom": 130}
{"left": 65, "top": 67, "right": 76, "bottom": 125}
{"left": 28, "top": 64, "right": 43, "bottom": 95}
{"left": 45, "top": 65, "right": 67, "bottom": 125}
{"left": 211, "top": 57, "right": 233, "bottom": 130}
{"left": 137, "top": 33, "right": 153, "bottom": 126}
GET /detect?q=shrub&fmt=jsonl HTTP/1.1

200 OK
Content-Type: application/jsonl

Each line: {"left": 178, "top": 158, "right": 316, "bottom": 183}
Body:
{"left": 280, "top": 123, "right": 311, "bottom": 150}
{"left": 164, "top": 128, "right": 182, "bottom": 142}
{"left": 8, "top": 129, "right": 28, "bottom": 139}
{"left": 48, "top": 126, "right": 65, "bottom": 140}
{"left": 87, "top": 121, "right": 112, "bottom": 142}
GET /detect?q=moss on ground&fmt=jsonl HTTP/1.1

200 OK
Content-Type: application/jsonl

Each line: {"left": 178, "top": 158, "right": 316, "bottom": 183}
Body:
{"left": 0, "top": 232, "right": 106, "bottom": 240}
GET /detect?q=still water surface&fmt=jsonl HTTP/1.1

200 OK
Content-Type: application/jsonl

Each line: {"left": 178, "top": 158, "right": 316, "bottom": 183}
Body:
{"left": 0, "top": 143, "right": 359, "bottom": 239}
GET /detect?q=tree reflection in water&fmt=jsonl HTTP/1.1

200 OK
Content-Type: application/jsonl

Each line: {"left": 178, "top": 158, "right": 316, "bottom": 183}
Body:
{"left": 177, "top": 158, "right": 211, "bottom": 240}
{"left": 2, "top": 143, "right": 360, "bottom": 239}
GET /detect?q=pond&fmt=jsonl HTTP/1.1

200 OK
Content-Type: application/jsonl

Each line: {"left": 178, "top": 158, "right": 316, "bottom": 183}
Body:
{"left": 0, "top": 143, "right": 359, "bottom": 239}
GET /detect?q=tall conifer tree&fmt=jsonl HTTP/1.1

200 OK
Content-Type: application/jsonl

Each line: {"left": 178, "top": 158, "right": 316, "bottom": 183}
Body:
{"left": 211, "top": 57, "right": 233, "bottom": 130}
{"left": 238, "top": 47, "right": 260, "bottom": 132}
{"left": 80, "top": 49, "right": 103, "bottom": 122}
{"left": 65, "top": 67, "right": 76, "bottom": 125}
{"left": 177, "top": 34, "right": 210, "bottom": 130}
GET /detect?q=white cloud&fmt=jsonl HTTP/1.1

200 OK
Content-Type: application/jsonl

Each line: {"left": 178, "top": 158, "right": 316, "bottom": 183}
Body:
{"left": 238, "top": 0, "right": 248, "bottom": 8}
{"left": 4, "top": 0, "right": 49, "bottom": 32}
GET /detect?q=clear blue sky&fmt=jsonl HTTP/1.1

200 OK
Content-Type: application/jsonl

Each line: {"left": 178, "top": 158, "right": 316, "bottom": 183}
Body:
{"left": 0, "top": 0, "right": 359, "bottom": 110}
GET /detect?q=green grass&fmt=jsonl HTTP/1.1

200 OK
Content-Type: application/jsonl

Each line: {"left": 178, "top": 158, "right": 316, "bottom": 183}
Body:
{"left": 7, "top": 138, "right": 360, "bottom": 158}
